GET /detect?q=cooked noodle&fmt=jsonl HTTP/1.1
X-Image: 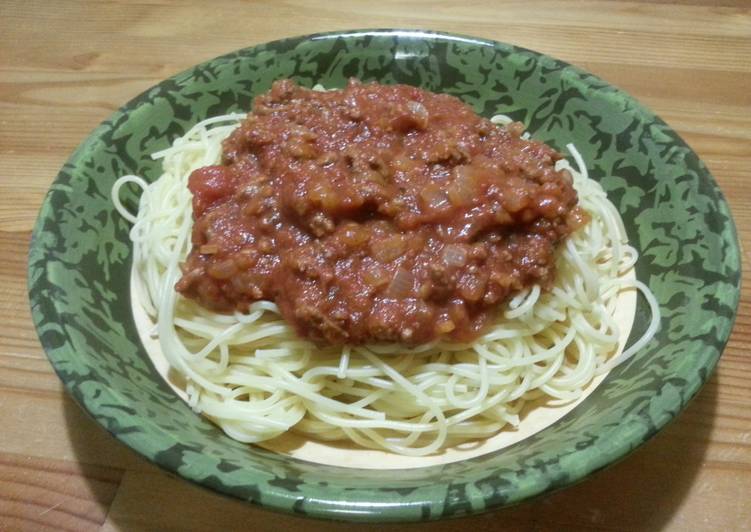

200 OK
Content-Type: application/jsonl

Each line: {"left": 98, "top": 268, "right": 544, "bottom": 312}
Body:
{"left": 113, "top": 109, "right": 659, "bottom": 456}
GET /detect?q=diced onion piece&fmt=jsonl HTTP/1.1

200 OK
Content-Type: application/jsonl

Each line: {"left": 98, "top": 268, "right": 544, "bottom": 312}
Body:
{"left": 199, "top": 244, "right": 219, "bottom": 255}
{"left": 321, "top": 190, "right": 340, "bottom": 211}
{"left": 502, "top": 183, "right": 530, "bottom": 213}
{"left": 448, "top": 165, "right": 477, "bottom": 207}
{"left": 309, "top": 181, "right": 339, "bottom": 211}
{"left": 418, "top": 282, "right": 432, "bottom": 298}
{"left": 367, "top": 171, "right": 387, "bottom": 185}
{"left": 567, "top": 206, "right": 591, "bottom": 230}
{"left": 371, "top": 234, "right": 406, "bottom": 263}
{"left": 207, "top": 259, "right": 237, "bottom": 280}
{"left": 386, "top": 268, "right": 414, "bottom": 298}
{"left": 233, "top": 248, "right": 258, "bottom": 269}
{"left": 506, "top": 121, "right": 526, "bottom": 137}
{"left": 363, "top": 265, "right": 390, "bottom": 288}
{"left": 392, "top": 100, "right": 429, "bottom": 132}
{"left": 391, "top": 155, "right": 418, "bottom": 173}
{"left": 419, "top": 183, "right": 449, "bottom": 212}
{"left": 459, "top": 274, "right": 486, "bottom": 302}
{"left": 448, "top": 300, "right": 469, "bottom": 324}
{"left": 435, "top": 319, "right": 456, "bottom": 334}
{"left": 407, "top": 100, "right": 429, "bottom": 129}
{"left": 340, "top": 224, "right": 370, "bottom": 247}
{"left": 441, "top": 244, "right": 468, "bottom": 267}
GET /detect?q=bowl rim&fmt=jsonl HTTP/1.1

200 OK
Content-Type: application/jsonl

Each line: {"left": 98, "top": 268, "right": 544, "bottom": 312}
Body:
{"left": 27, "top": 28, "right": 742, "bottom": 522}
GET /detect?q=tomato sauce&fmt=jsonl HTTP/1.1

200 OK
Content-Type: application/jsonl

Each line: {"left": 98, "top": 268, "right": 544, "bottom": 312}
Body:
{"left": 176, "top": 79, "right": 586, "bottom": 344}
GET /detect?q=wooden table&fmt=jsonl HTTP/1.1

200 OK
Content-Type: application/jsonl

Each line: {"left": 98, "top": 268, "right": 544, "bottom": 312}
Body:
{"left": 2, "top": 1, "right": 749, "bottom": 530}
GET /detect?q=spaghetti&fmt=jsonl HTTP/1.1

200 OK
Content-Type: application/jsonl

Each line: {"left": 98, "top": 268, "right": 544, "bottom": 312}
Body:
{"left": 113, "top": 108, "right": 659, "bottom": 457}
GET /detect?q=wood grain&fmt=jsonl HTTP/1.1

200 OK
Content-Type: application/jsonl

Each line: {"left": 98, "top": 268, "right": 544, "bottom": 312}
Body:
{"left": 0, "top": 454, "right": 122, "bottom": 532}
{"left": 1, "top": 1, "right": 749, "bottom": 530}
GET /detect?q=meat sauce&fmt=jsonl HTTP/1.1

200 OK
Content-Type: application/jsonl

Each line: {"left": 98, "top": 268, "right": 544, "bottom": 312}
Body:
{"left": 176, "top": 79, "right": 587, "bottom": 345}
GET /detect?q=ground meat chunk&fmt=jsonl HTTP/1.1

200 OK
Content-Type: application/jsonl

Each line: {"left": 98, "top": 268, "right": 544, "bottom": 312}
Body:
{"left": 176, "top": 79, "right": 587, "bottom": 345}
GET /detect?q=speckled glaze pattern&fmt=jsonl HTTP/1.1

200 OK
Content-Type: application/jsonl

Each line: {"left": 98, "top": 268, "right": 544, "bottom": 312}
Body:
{"left": 28, "top": 30, "right": 740, "bottom": 522}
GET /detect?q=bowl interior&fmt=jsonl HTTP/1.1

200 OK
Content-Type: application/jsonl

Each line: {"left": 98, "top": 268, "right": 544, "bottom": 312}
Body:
{"left": 28, "top": 29, "right": 740, "bottom": 522}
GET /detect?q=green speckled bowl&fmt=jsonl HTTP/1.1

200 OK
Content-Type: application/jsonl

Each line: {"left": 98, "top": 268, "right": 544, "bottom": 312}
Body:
{"left": 28, "top": 30, "right": 740, "bottom": 522}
